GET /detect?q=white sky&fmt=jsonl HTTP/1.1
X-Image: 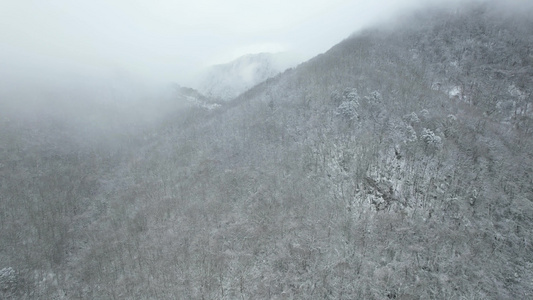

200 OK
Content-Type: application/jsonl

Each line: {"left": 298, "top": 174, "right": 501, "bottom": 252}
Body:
{"left": 0, "top": 0, "right": 457, "bottom": 86}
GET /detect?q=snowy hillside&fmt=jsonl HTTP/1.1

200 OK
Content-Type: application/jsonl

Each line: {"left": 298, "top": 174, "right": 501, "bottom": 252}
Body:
{"left": 2, "top": 1, "right": 533, "bottom": 299}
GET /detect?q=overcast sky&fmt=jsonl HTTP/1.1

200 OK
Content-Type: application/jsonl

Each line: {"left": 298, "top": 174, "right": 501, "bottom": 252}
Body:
{"left": 1, "top": 0, "right": 468, "bottom": 87}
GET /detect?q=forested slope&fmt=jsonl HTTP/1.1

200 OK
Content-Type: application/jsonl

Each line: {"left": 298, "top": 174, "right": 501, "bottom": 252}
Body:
{"left": 1, "top": 1, "right": 532, "bottom": 299}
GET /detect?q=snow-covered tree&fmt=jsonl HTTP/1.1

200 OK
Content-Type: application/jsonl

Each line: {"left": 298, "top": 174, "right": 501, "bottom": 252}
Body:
{"left": 403, "top": 112, "right": 420, "bottom": 124}
{"left": 336, "top": 88, "right": 360, "bottom": 121}
{"left": 337, "top": 99, "right": 359, "bottom": 120}
{"left": 422, "top": 128, "right": 442, "bottom": 150}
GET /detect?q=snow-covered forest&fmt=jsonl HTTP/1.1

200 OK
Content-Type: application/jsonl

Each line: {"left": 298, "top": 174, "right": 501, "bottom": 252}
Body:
{"left": 1, "top": 1, "right": 533, "bottom": 299}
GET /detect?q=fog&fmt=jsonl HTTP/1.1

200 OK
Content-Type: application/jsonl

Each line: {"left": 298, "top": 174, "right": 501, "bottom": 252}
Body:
{"left": 1, "top": 0, "right": 477, "bottom": 87}
{"left": 0, "top": 0, "right": 527, "bottom": 124}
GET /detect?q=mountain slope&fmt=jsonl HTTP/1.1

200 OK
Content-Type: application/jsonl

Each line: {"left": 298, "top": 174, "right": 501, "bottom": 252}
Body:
{"left": 2, "top": 1, "right": 533, "bottom": 299}
{"left": 78, "top": 3, "right": 531, "bottom": 298}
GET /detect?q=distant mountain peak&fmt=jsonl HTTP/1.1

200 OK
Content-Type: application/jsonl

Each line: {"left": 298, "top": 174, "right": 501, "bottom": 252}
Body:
{"left": 197, "top": 52, "right": 302, "bottom": 100}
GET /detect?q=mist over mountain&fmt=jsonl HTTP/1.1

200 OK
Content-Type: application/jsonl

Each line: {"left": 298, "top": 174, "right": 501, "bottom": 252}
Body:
{"left": 197, "top": 52, "right": 302, "bottom": 100}
{"left": 1, "top": 1, "right": 533, "bottom": 299}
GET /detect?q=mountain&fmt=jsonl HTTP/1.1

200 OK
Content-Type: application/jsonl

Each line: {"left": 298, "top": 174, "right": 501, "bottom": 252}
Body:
{"left": 197, "top": 52, "right": 302, "bottom": 100}
{"left": 2, "top": 1, "right": 533, "bottom": 299}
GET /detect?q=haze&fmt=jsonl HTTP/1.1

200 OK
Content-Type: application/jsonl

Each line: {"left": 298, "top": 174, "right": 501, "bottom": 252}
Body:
{"left": 1, "top": 0, "right": 474, "bottom": 88}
